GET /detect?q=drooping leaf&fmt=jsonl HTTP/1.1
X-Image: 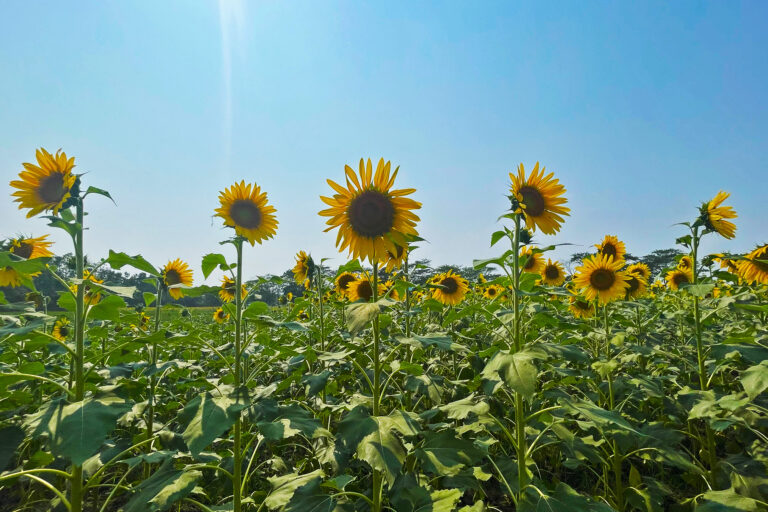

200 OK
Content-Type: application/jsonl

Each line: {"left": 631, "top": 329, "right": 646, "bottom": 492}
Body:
{"left": 265, "top": 469, "right": 325, "bottom": 510}
{"left": 416, "top": 430, "right": 485, "bottom": 476}
{"left": 176, "top": 390, "right": 249, "bottom": 456}
{"left": 123, "top": 459, "right": 202, "bottom": 512}
{"left": 741, "top": 361, "right": 768, "bottom": 401}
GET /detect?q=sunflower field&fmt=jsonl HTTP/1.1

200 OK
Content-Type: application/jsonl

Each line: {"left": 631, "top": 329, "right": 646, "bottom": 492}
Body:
{"left": 2, "top": 149, "right": 768, "bottom": 512}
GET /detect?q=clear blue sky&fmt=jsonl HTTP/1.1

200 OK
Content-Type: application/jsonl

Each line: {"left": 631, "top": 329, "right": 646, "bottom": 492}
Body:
{"left": 1, "top": 1, "right": 766, "bottom": 282}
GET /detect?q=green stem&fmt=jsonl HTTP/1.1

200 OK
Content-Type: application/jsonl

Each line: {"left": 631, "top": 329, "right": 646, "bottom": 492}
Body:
{"left": 372, "top": 259, "right": 383, "bottom": 512}
{"left": 145, "top": 281, "right": 162, "bottom": 478}
{"left": 404, "top": 254, "right": 411, "bottom": 338}
{"left": 233, "top": 239, "right": 244, "bottom": 512}
{"left": 511, "top": 215, "right": 527, "bottom": 501}
{"left": 70, "top": 199, "right": 85, "bottom": 512}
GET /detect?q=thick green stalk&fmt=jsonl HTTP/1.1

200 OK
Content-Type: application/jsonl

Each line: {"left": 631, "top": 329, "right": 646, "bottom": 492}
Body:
{"left": 605, "top": 306, "right": 624, "bottom": 511}
{"left": 233, "top": 240, "right": 244, "bottom": 512}
{"left": 71, "top": 200, "right": 85, "bottom": 512}
{"left": 511, "top": 215, "right": 527, "bottom": 501}
{"left": 316, "top": 269, "right": 326, "bottom": 352}
{"left": 371, "top": 260, "right": 383, "bottom": 512}
{"left": 144, "top": 282, "right": 162, "bottom": 478}
{"left": 403, "top": 255, "right": 411, "bottom": 338}
{"left": 690, "top": 227, "right": 718, "bottom": 482}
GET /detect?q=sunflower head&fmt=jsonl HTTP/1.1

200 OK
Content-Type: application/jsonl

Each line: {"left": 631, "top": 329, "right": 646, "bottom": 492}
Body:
{"left": 519, "top": 246, "right": 545, "bottom": 275}
{"left": 625, "top": 274, "right": 648, "bottom": 299}
{"left": 70, "top": 270, "right": 104, "bottom": 304}
{"left": 509, "top": 162, "right": 570, "bottom": 235}
{"left": 737, "top": 244, "right": 768, "bottom": 285}
{"left": 213, "top": 307, "right": 230, "bottom": 324}
{"left": 431, "top": 270, "right": 469, "bottom": 306}
{"left": 572, "top": 254, "right": 630, "bottom": 305}
{"left": 483, "top": 284, "right": 504, "bottom": 300}
{"left": 215, "top": 181, "right": 278, "bottom": 246}
{"left": 319, "top": 158, "right": 421, "bottom": 264}
{"left": 665, "top": 268, "right": 693, "bottom": 291}
{"left": 52, "top": 317, "right": 71, "bottom": 340}
{"left": 9, "top": 235, "right": 54, "bottom": 260}
{"left": 383, "top": 280, "right": 401, "bottom": 301}
{"left": 335, "top": 272, "right": 358, "bottom": 298}
{"left": 569, "top": 295, "right": 596, "bottom": 319}
{"left": 627, "top": 263, "right": 651, "bottom": 281}
{"left": 384, "top": 243, "right": 408, "bottom": 273}
{"left": 698, "top": 191, "right": 737, "bottom": 239}
{"left": 162, "top": 259, "right": 194, "bottom": 300}
{"left": 595, "top": 235, "right": 626, "bottom": 262}
{"left": 348, "top": 277, "right": 386, "bottom": 303}
{"left": 713, "top": 254, "right": 739, "bottom": 274}
{"left": 25, "top": 292, "right": 44, "bottom": 310}
{"left": 219, "top": 275, "right": 247, "bottom": 303}
{"left": 292, "top": 250, "right": 314, "bottom": 284}
{"left": 677, "top": 256, "right": 693, "bottom": 271}
{"left": 477, "top": 273, "right": 487, "bottom": 284}
{"left": 540, "top": 259, "right": 566, "bottom": 286}
{"left": 11, "top": 148, "right": 78, "bottom": 218}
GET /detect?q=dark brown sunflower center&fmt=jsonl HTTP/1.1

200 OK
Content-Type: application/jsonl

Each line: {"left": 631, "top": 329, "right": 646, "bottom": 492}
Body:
{"left": 600, "top": 244, "right": 617, "bottom": 259}
{"left": 356, "top": 281, "right": 373, "bottom": 301}
{"left": 589, "top": 269, "right": 615, "bottom": 290}
{"left": 441, "top": 277, "right": 459, "bottom": 294}
{"left": 388, "top": 244, "right": 405, "bottom": 260}
{"left": 348, "top": 190, "right": 394, "bottom": 238}
{"left": 59, "top": 326, "right": 70, "bottom": 337}
{"left": 11, "top": 242, "right": 33, "bottom": 259}
{"left": 487, "top": 287, "right": 497, "bottom": 296}
{"left": 229, "top": 200, "right": 263, "bottom": 229}
{"left": 627, "top": 277, "right": 640, "bottom": 293}
{"left": 576, "top": 300, "right": 590, "bottom": 310}
{"left": 673, "top": 272, "right": 690, "bottom": 286}
{"left": 519, "top": 186, "right": 546, "bottom": 217}
{"left": 37, "top": 172, "right": 67, "bottom": 204}
{"left": 338, "top": 274, "right": 355, "bottom": 290}
{"left": 750, "top": 250, "right": 768, "bottom": 272}
{"left": 544, "top": 265, "right": 560, "bottom": 280}
{"left": 523, "top": 254, "right": 536, "bottom": 270}
{"left": 217, "top": 310, "right": 226, "bottom": 318}
{"left": 164, "top": 269, "right": 181, "bottom": 286}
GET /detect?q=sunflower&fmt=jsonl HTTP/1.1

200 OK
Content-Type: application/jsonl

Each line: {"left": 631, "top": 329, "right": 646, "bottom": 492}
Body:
{"left": 70, "top": 270, "right": 104, "bottom": 304}
{"left": 215, "top": 181, "right": 278, "bottom": 246}
{"left": 627, "top": 263, "right": 651, "bottom": 281}
{"left": 0, "top": 235, "right": 54, "bottom": 287}
{"left": 713, "top": 254, "right": 739, "bottom": 274}
{"left": 161, "top": 259, "right": 193, "bottom": 300}
{"left": 52, "top": 317, "right": 71, "bottom": 340}
{"left": 519, "top": 246, "right": 545, "bottom": 275}
{"left": 483, "top": 284, "right": 504, "bottom": 300}
{"left": 381, "top": 280, "right": 400, "bottom": 301}
{"left": 665, "top": 268, "right": 693, "bottom": 291}
{"left": 384, "top": 243, "right": 408, "bottom": 273}
{"left": 509, "top": 162, "right": 570, "bottom": 235}
{"left": 319, "top": 158, "right": 421, "bottom": 264}
{"left": 139, "top": 312, "right": 151, "bottom": 330}
{"left": 292, "top": 250, "right": 313, "bottom": 284}
{"left": 297, "top": 309, "right": 309, "bottom": 321}
{"left": 595, "top": 235, "right": 626, "bottom": 262}
{"left": 335, "top": 272, "right": 358, "bottom": 298}
{"left": 348, "top": 277, "right": 386, "bottom": 302}
{"left": 540, "top": 259, "right": 566, "bottom": 286}
{"left": 285, "top": 292, "right": 293, "bottom": 302}
{"left": 569, "top": 296, "right": 596, "bottom": 319}
{"left": 477, "top": 273, "right": 487, "bottom": 284}
{"left": 25, "top": 292, "right": 44, "bottom": 310}
{"left": 738, "top": 244, "right": 768, "bottom": 285}
{"left": 625, "top": 274, "right": 648, "bottom": 299}
{"left": 219, "top": 275, "right": 247, "bottom": 303}
{"left": 677, "top": 256, "right": 693, "bottom": 271}
{"left": 572, "top": 254, "right": 630, "bottom": 305}
{"left": 11, "top": 148, "right": 78, "bottom": 218}
{"left": 213, "top": 307, "right": 230, "bottom": 324}
{"left": 431, "top": 270, "right": 469, "bottom": 306}
{"left": 700, "top": 191, "right": 737, "bottom": 239}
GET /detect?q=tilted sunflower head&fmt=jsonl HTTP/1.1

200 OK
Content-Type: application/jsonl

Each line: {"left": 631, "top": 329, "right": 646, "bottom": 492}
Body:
{"left": 52, "top": 317, "right": 71, "bottom": 340}
{"left": 519, "top": 246, "right": 546, "bottom": 275}
{"left": 737, "top": 244, "right": 768, "bottom": 285}
{"left": 11, "top": 148, "right": 79, "bottom": 218}
{"left": 385, "top": 243, "right": 408, "bottom": 273}
{"left": 0, "top": 235, "right": 54, "bottom": 287}
{"left": 509, "top": 162, "right": 570, "bottom": 235}
{"left": 665, "top": 268, "right": 693, "bottom": 291}
{"left": 319, "top": 158, "right": 421, "bottom": 264}
{"left": 219, "top": 275, "right": 247, "bottom": 303}
{"left": 213, "top": 307, "right": 230, "bottom": 324}
{"left": 70, "top": 270, "right": 104, "bottom": 304}
{"left": 698, "top": 191, "right": 737, "bottom": 240}
{"left": 292, "top": 250, "right": 314, "bottom": 284}
{"left": 625, "top": 274, "right": 648, "bottom": 299}
{"left": 215, "top": 181, "right": 278, "bottom": 246}
{"left": 595, "top": 235, "right": 626, "bottom": 262}
{"left": 569, "top": 295, "right": 596, "bottom": 319}
{"left": 335, "top": 272, "right": 358, "bottom": 298}
{"left": 677, "top": 256, "right": 693, "bottom": 271}
{"left": 348, "top": 277, "right": 385, "bottom": 303}
{"left": 572, "top": 254, "right": 630, "bottom": 305}
{"left": 713, "top": 254, "right": 739, "bottom": 274}
{"left": 162, "top": 258, "right": 194, "bottom": 300}
{"left": 540, "top": 259, "right": 566, "bottom": 286}
{"left": 627, "top": 263, "right": 651, "bottom": 281}
{"left": 431, "top": 270, "right": 469, "bottom": 306}
{"left": 483, "top": 284, "right": 504, "bottom": 300}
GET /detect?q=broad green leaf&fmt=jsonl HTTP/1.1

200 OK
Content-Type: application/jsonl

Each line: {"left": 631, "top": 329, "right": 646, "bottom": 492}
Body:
{"left": 682, "top": 283, "right": 716, "bottom": 298}
{"left": 416, "top": 430, "right": 484, "bottom": 476}
{"left": 265, "top": 469, "right": 324, "bottom": 510}
{"left": 438, "top": 394, "right": 490, "bottom": 420}
{"left": 177, "top": 390, "right": 249, "bottom": 455}
{"left": 24, "top": 394, "right": 132, "bottom": 465}
{"left": 397, "top": 333, "right": 468, "bottom": 353}
{"left": 520, "top": 482, "right": 615, "bottom": 511}
{"left": 559, "top": 399, "right": 640, "bottom": 434}
{"left": 390, "top": 474, "right": 463, "bottom": 512}
{"left": 696, "top": 488, "right": 763, "bottom": 511}
{"left": 740, "top": 361, "right": 768, "bottom": 401}
{"left": 106, "top": 250, "right": 159, "bottom": 275}
{"left": 0, "top": 425, "right": 24, "bottom": 470}
{"left": 284, "top": 478, "right": 336, "bottom": 512}
{"left": 346, "top": 302, "right": 380, "bottom": 334}
{"left": 482, "top": 350, "right": 538, "bottom": 399}
{"left": 89, "top": 295, "right": 126, "bottom": 322}
{"left": 243, "top": 301, "right": 270, "bottom": 319}
{"left": 202, "top": 253, "right": 231, "bottom": 279}
{"left": 123, "top": 459, "right": 202, "bottom": 512}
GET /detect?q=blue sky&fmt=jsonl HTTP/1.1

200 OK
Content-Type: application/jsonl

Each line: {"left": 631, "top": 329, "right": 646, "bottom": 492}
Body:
{"left": 1, "top": 1, "right": 766, "bottom": 282}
